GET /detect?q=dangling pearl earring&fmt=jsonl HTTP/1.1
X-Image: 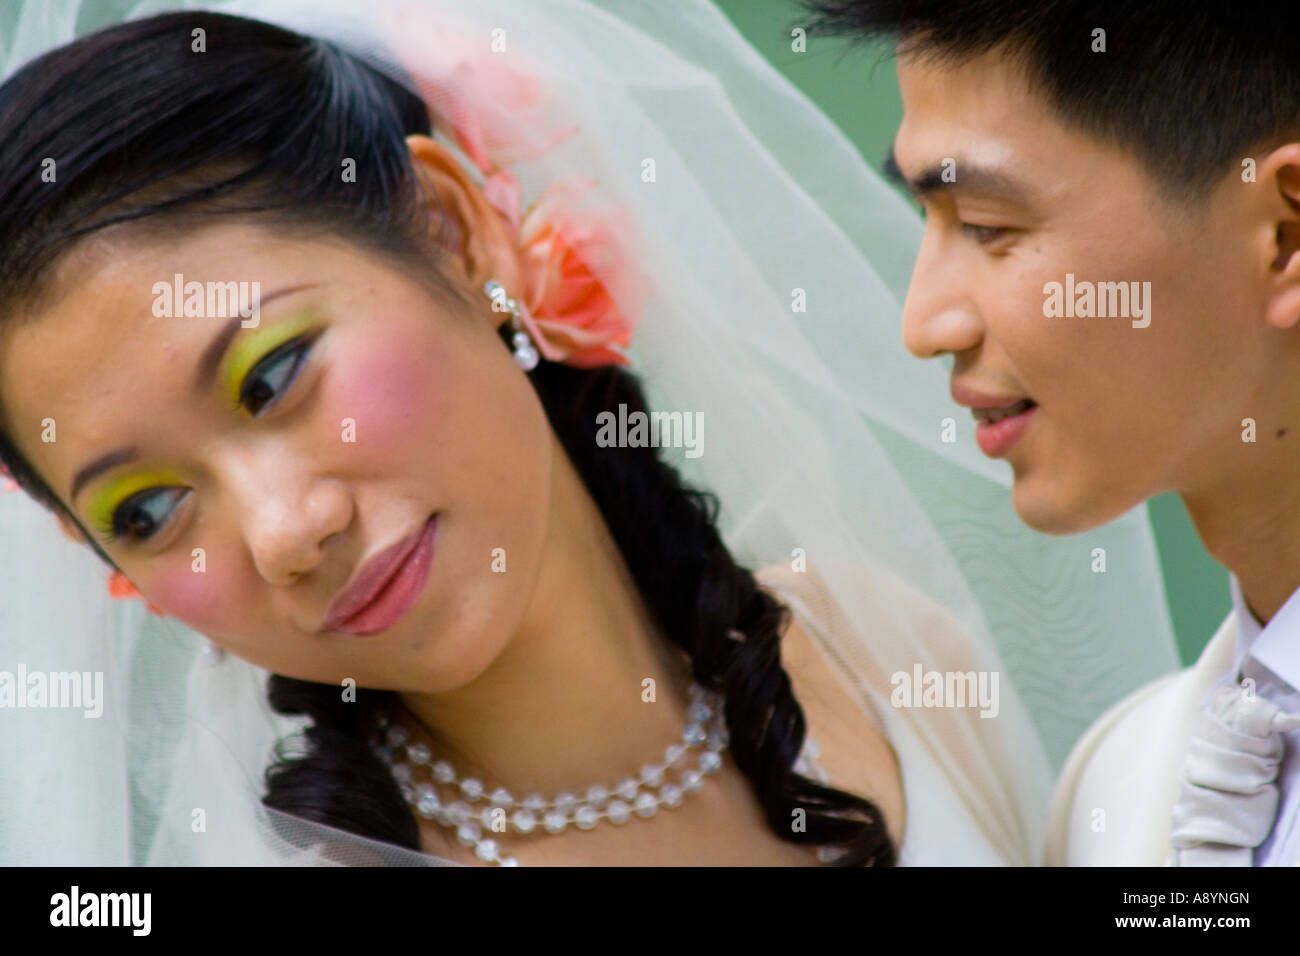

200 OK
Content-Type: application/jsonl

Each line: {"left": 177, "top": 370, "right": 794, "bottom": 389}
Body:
{"left": 201, "top": 639, "right": 227, "bottom": 665}
{"left": 483, "top": 279, "right": 539, "bottom": 371}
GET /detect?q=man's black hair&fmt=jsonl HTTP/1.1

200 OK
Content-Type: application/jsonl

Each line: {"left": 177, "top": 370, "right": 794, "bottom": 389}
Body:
{"left": 798, "top": 1, "right": 1300, "bottom": 204}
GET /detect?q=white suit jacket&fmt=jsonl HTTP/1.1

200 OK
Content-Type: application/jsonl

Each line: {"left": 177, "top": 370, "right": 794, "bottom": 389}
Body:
{"left": 1045, "top": 612, "right": 1241, "bottom": 865}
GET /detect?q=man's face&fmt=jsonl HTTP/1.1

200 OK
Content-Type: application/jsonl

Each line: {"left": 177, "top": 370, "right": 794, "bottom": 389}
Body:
{"left": 892, "top": 49, "right": 1276, "bottom": 533}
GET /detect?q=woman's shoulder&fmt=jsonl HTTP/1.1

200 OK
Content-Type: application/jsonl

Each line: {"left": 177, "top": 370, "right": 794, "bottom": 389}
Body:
{"left": 774, "top": 612, "right": 907, "bottom": 851}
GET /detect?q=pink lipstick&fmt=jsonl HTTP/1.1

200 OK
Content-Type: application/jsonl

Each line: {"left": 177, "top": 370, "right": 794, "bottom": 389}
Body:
{"left": 323, "top": 514, "right": 438, "bottom": 636}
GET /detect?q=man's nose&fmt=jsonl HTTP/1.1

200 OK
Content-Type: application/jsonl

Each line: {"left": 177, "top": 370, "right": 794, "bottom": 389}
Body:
{"left": 901, "top": 241, "right": 983, "bottom": 360}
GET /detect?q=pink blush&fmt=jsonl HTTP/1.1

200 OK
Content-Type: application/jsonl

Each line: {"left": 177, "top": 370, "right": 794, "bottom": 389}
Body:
{"left": 150, "top": 561, "right": 237, "bottom": 635}
{"left": 325, "top": 342, "right": 444, "bottom": 452}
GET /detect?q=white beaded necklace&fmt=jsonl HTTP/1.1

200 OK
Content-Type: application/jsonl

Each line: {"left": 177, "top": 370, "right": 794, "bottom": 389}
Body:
{"left": 371, "top": 682, "right": 835, "bottom": 866}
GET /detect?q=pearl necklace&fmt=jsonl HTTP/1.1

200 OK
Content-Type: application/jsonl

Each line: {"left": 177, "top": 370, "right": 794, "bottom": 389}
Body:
{"left": 372, "top": 683, "right": 834, "bottom": 866}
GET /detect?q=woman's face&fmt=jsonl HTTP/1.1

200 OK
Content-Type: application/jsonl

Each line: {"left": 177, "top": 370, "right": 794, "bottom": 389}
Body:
{"left": 0, "top": 220, "right": 556, "bottom": 692}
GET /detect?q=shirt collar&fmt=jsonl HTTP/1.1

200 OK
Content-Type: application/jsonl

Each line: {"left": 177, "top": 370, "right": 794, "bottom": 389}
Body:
{"left": 1229, "top": 574, "right": 1300, "bottom": 694}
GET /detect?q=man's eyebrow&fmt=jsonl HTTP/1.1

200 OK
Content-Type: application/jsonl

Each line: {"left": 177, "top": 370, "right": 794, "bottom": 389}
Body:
{"left": 69, "top": 282, "right": 320, "bottom": 504}
{"left": 883, "top": 147, "right": 909, "bottom": 191}
{"left": 884, "top": 144, "right": 1032, "bottom": 202}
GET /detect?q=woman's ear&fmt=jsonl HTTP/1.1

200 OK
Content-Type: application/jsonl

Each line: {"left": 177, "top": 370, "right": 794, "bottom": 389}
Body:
{"left": 404, "top": 134, "right": 524, "bottom": 313}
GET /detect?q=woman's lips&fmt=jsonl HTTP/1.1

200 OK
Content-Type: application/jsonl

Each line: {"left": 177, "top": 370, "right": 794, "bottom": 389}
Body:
{"left": 323, "top": 514, "right": 438, "bottom": 636}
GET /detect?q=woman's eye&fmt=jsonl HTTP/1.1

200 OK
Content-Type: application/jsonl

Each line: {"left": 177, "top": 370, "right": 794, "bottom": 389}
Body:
{"left": 960, "top": 223, "right": 1008, "bottom": 245}
{"left": 100, "top": 487, "right": 190, "bottom": 544}
{"left": 238, "top": 335, "right": 316, "bottom": 416}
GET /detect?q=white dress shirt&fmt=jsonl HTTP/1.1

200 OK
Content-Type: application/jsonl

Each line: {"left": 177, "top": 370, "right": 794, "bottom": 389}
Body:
{"left": 1218, "top": 576, "right": 1300, "bottom": 865}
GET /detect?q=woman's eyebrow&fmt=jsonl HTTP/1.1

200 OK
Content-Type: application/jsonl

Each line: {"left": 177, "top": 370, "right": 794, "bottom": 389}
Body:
{"left": 71, "top": 446, "right": 140, "bottom": 503}
{"left": 70, "top": 282, "right": 321, "bottom": 503}
{"left": 192, "top": 283, "right": 321, "bottom": 395}
{"left": 192, "top": 315, "right": 245, "bottom": 397}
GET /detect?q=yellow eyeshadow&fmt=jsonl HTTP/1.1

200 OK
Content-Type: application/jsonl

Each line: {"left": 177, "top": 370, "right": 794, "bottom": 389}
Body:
{"left": 222, "top": 313, "right": 323, "bottom": 406}
{"left": 87, "top": 467, "right": 187, "bottom": 531}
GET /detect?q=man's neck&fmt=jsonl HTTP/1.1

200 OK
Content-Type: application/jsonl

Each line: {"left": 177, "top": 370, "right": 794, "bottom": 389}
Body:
{"left": 1183, "top": 470, "right": 1300, "bottom": 624}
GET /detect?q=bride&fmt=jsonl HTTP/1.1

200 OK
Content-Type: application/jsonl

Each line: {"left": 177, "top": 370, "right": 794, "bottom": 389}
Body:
{"left": 0, "top": 0, "right": 1179, "bottom": 866}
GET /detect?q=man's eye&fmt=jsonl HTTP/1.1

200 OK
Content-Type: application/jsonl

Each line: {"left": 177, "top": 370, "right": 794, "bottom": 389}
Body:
{"left": 237, "top": 335, "right": 316, "bottom": 416}
{"left": 98, "top": 487, "right": 189, "bottom": 544}
{"left": 960, "top": 223, "right": 1008, "bottom": 245}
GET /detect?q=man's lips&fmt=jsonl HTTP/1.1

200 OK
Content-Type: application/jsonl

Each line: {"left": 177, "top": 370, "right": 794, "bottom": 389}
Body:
{"left": 951, "top": 381, "right": 1039, "bottom": 458}
{"left": 950, "top": 381, "right": 1034, "bottom": 410}
{"left": 322, "top": 514, "right": 436, "bottom": 632}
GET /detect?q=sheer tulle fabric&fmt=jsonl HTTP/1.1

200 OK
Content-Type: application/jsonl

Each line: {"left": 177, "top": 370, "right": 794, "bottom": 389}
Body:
{"left": 0, "top": 0, "right": 1178, "bottom": 865}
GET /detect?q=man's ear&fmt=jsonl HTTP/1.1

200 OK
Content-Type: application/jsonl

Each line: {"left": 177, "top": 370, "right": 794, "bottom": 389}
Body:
{"left": 1259, "top": 145, "right": 1300, "bottom": 330}
{"left": 404, "top": 134, "right": 525, "bottom": 315}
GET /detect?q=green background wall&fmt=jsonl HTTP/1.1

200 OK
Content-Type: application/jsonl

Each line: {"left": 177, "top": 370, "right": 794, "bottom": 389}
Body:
{"left": 712, "top": 0, "right": 1230, "bottom": 664}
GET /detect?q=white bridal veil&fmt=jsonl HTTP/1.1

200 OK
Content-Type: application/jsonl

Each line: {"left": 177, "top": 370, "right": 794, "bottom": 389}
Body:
{"left": 0, "top": 0, "right": 1179, "bottom": 865}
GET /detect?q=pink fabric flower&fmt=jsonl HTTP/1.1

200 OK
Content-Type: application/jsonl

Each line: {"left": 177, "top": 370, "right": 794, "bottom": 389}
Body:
{"left": 108, "top": 570, "right": 166, "bottom": 616}
{"left": 390, "top": 11, "right": 645, "bottom": 366}
{"left": 514, "top": 177, "right": 645, "bottom": 368}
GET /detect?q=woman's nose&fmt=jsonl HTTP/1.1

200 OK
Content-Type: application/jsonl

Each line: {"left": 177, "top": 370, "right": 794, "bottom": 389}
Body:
{"left": 221, "top": 450, "right": 353, "bottom": 586}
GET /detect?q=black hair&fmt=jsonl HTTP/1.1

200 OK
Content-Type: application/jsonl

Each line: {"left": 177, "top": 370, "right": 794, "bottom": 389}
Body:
{"left": 0, "top": 11, "right": 894, "bottom": 865}
{"left": 798, "top": 0, "right": 1300, "bottom": 205}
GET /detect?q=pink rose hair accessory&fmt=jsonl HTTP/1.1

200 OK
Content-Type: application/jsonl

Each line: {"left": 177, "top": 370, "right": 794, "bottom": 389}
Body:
{"left": 511, "top": 176, "right": 645, "bottom": 368}
{"left": 391, "top": 13, "right": 647, "bottom": 367}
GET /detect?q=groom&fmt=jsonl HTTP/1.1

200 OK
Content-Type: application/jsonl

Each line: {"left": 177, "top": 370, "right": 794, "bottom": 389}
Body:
{"left": 802, "top": 1, "right": 1300, "bottom": 865}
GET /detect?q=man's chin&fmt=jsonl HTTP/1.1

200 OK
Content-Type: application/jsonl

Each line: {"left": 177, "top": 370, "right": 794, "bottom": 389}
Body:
{"left": 1010, "top": 477, "right": 1122, "bottom": 536}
